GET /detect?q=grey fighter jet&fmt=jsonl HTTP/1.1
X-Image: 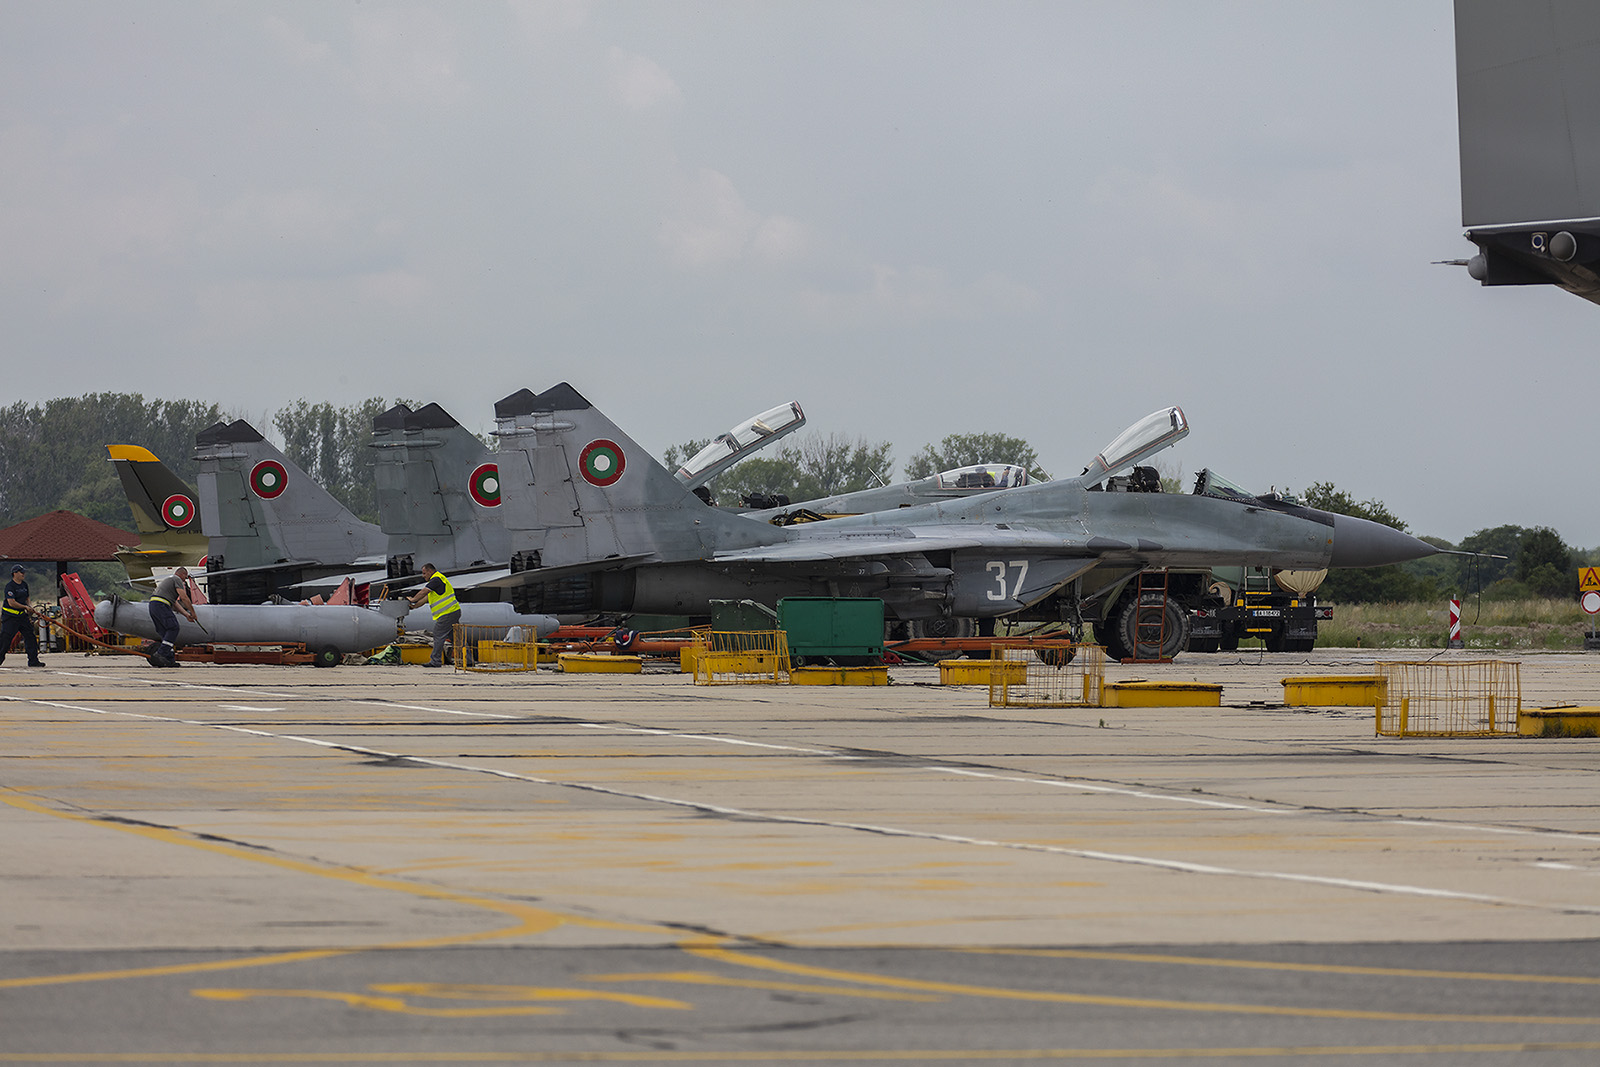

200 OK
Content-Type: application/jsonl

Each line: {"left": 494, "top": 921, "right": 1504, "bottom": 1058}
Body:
{"left": 487, "top": 384, "right": 1437, "bottom": 658}
{"left": 741, "top": 405, "right": 1187, "bottom": 524}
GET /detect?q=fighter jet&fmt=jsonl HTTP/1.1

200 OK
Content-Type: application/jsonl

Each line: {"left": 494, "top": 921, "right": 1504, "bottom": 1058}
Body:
{"left": 1452, "top": 0, "right": 1600, "bottom": 303}
{"left": 487, "top": 384, "right": 1437, "bottom": 658}
{"left": 741, "top": 406, "right": 1187, "bottom": 524}
{"left": 105, "top": 444, "right": 209, "bottom": 584}
{"left": 193, "top": 419, "right": 389, "bottom": 603}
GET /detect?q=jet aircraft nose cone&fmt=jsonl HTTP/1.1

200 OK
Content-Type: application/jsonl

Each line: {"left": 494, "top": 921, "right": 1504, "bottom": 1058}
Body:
{"left": 1328, "top": 513, "right": 1439, "bottom": 569}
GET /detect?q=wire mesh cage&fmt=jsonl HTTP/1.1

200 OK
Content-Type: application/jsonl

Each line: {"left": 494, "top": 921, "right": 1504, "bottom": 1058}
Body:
{"left": 988, "top": 641, "right": 1107, "bottom": 708}
{"left": 452, "top": 624, "right": 541, "bottom": 673}
{"left": 1374, "top": 660, "right": 1520, "bottom": 737}
{"left": 691, "top": 630, "right": 791, "bottom": 685}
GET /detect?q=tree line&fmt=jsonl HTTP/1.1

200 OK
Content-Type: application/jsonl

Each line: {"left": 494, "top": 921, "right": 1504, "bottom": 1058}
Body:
{"left": 0, "top": 393, "right": 1587, "bottom": 604}
{"left": 0, "top": 393, "right": 412, "bottom": 532}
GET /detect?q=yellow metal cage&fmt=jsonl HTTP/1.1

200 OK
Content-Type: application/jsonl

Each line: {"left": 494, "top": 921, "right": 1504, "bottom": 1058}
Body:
{"left": 1374, "top": 660, "right": 1520, "bottom": 737}
{"left": 988, "top": 641, "right": 1106, "bottom": 708}
{"left": 691, "top": 630, "right": 791, "bottom": 685}
{"left": 452, "top": 624, "right": 541, "bottom": 673}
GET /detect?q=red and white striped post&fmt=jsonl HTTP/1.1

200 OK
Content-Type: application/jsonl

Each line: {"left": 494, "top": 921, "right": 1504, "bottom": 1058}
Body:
{"left": 1448, "top": 598, "right": 1463, "bottom": 649}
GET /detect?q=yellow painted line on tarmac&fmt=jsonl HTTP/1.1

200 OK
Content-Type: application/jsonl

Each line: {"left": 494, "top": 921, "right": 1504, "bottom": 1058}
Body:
{"left": 584, "top": 970, "right": 944, "bottom": 1001}
{"left": 965, "top": 946, "right": 1600, "bottom": 986}
{"left": 192, "top": 983, "right": 692, "bottom": 1016}
{"left": 4, "top": 1040, "right": 1600, "bottom": 1060}
{"left": 682, "top": 943, "right": 1600, "bottom": 1026}
{"left": 0, "top": 789, "right": 662, "bottom": 990}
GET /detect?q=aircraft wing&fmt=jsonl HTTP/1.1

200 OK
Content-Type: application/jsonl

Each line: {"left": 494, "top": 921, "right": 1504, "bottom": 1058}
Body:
{"left": 284, "top": 564, "right": 515, "bottom": 592}
{"left": 710, "top": 525, "right": 1082, "bottom": 563}
{"left": 475, "top": 554, "right": 658, "bottom": 590}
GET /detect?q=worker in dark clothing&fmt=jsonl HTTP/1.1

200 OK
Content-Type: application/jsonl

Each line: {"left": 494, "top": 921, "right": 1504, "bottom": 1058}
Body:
{"left": 1, "top": 564, "right": 45, "bottom": 667}
{"left": 147, "top": 566, "right": 198, "bottom": 668}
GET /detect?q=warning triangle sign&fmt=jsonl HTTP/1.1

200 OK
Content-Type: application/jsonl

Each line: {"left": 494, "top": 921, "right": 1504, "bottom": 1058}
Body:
{"left": 1580, "top": 567, "right": 1600, "bottom": 591}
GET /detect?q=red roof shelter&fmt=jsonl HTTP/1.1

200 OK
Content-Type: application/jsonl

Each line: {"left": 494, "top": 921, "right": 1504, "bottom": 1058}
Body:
{"left": 0, "top": 510, "right": 139, "bottom": 589}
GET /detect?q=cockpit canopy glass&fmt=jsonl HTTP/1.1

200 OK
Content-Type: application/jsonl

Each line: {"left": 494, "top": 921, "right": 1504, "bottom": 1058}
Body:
{"left": 677, "top": 402, "right": 805, "bottom": 485}
{"left": 932, "top": 463, "right": 1029, "bottom": 491}
{"left": 1192, "top": 468, "right": 1257, "bottom": 501}
{"left": 1083, "top": 406, "right": 1188, "bottom": 484}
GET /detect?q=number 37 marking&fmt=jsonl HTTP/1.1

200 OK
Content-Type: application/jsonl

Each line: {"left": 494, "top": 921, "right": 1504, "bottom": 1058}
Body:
{"left": 985, "top": 560, "right": 1030, "bottom": 601}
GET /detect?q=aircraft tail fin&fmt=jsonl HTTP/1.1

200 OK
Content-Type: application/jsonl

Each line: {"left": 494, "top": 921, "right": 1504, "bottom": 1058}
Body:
{"left": 370, "top": 402, "right": 508, "bottom": 574}
{"left": 194, "top": 419, "right": 389, "bottom": 571}
{"left": 493, "top": 383, "right": 773, "bottom": 570}
{"left": 107, "top": 444, "right": 204, "bottom": 536}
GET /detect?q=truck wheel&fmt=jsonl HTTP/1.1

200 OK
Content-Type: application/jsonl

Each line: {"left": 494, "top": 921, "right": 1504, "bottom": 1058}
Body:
{"left": 1115, "top": 593, "right": 1190, "bottom": 661}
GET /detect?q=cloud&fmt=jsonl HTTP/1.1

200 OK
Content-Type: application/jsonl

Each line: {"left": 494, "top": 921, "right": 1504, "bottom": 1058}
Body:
{"left": 262, "top": 7, "right": 469, "bottom": 108}
{"left": 658, "top": 168, "right": 807, "bottom": 268}
{"left": 607, "top": 46, "right": 681, "bottom": 112}
{"left": 797, "top": 264, "right": 1037, "bottom": 328}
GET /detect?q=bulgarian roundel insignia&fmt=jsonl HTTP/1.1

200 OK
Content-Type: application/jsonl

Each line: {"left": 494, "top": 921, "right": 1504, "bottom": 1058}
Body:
{"left": 250, "top": 459, "right": 288, "bottom": 499}
{"left": 579, "top": 439, "right": 625, "bottom": 487}
{"left": 469, "top": 463, "right": 501, "bottom": 507}
{"left": 161, "top": 493, "right": 196, "bottom": 528}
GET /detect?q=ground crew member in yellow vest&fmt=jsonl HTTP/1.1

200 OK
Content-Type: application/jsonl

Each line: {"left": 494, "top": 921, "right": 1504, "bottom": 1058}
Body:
{"left": 1, "top": 564, "right": 45, "bottom": 667}
{"left": 407, "top": 563, "right": 460, "bottom": 668}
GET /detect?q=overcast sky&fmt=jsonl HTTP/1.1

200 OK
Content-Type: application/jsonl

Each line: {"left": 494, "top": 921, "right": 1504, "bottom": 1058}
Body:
{"left": 2, "top": 1, "right": 1591, "bottom": 544}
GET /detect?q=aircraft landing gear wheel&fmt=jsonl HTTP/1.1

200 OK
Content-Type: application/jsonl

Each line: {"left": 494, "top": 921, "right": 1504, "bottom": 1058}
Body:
{"left": 1035, "top": 645, "right": 1076, "bottom": 666}
{"left": 312, "top": 648, "right": 342, "bottom": 668}
{"left": 1095, "top": 621, "right": 1128, "bottom": 662}
{"left": 1114, "top": 593, "right": 1190, "bottom": 661}
{"left": 907, "top": 616, "right": 975, "bottom": 662}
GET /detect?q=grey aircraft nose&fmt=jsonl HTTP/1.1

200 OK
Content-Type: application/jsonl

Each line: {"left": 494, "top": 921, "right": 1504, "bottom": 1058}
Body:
{"left": 1328, "top": 513, "right": 1439, "bottom": 569}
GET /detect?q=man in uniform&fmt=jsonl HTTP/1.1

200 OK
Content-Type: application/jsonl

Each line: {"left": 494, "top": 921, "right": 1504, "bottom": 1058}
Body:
{"left": 148, "top": 566, "right": 198, "bottom": 667}
{"left": 0, "top": 564, "right": 45, "bottom": 667}
{"left": 406, "top": 563, "right": 460, "bottom": 668}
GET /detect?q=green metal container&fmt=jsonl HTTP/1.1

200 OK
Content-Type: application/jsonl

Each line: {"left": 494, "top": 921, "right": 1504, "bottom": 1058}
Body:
{"left": 709, "top": 599, "right": 779, "bottom": 632}
{"left": 777, "top": 597, "right": 885, "bottom": 665}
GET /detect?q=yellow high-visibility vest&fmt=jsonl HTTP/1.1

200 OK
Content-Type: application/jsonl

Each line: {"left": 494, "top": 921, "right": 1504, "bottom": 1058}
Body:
{"left": 427, "top": 572, "right": 460, "bottom": 619}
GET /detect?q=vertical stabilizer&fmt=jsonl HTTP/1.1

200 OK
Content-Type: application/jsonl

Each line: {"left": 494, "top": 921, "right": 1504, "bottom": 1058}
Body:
{"left": 494, "top": 384, "right": 773, "bottom": 570}
{"left": 194, "top": 420, "right": 388, "bottom": 572}
{"left": 105, "top": 444, "right": 209, "bottom": 581}
{"left": 370, "top": 402, "right": 509, "bottom": 574}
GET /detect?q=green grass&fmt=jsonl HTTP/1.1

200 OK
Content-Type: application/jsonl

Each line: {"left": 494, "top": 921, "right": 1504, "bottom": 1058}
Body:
{"left": 1314, "top": 598, "right": 1591, "bottom": 651}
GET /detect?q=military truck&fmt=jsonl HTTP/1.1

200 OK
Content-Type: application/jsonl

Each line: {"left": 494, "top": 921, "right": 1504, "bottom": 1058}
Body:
{"left": 1186, "top": 565, "right": 1331, "bottom": 653}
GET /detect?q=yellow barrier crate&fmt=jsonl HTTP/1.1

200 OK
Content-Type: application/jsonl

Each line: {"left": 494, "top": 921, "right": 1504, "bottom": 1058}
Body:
{"left": 1518, "top": 706, "right": 1600, "bottom": 737}
{"left": 399, "top": 646, "right": 434, "bottom": 664}
{"left": 940, "top": 659, "right": 1026, "bottom": 686}
{"left": 791, "top": 666, "right": 890, "bottom": 686}
{"left": 1282, "top": 675, "right": 1385, "bottom": 707}
{"left": 559, "top": 652, "right": 642, "bottom": 674}
{"left": 1101, "top": 681, "right": 1222, "bottom": 707}
{"left": 679, "top": 646, "right": 697, "bottom": 674}
{"left": 477, "top": 640, "right": 539, "bottom": 665}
